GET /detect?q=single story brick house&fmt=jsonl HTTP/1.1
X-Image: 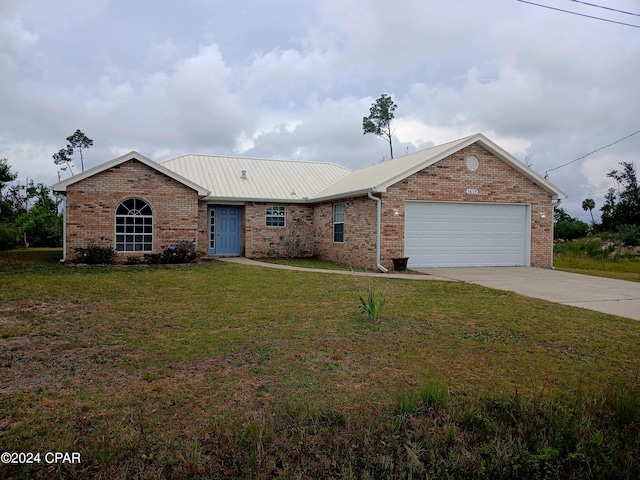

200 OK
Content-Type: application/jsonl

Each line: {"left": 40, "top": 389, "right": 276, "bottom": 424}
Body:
{"left": 52, "top": 133, "right": 566, "bottom": 270}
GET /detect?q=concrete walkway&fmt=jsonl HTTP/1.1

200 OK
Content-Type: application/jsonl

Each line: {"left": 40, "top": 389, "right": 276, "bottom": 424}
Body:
{"left": 219, "top": 258, "right": 640, "bottom": 320}
{"left": 218, "top": 257, "right": 450, "bottom": 280}
{"left": 419, "top": 267, "right": 640, "bottom": 320}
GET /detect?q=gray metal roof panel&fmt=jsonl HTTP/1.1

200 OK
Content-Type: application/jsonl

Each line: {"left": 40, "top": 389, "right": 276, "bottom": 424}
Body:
{"left": 160, "top": 154, "right": 351, "bottom": 202}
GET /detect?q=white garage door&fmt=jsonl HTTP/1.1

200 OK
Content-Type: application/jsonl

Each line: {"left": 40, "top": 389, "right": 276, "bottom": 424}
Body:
{"left": 405, "top": 202, "right": 529, "bottom": 267}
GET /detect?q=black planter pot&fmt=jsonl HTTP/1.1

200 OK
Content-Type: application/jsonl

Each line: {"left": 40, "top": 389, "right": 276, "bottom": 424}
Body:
{"left": 391, "top": 257, "right": 409, "bottom": 271}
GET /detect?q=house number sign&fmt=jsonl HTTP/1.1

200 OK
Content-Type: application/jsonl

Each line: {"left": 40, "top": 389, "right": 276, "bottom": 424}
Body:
{"left": 465, "top": 188, "right": 479, "bottom": 195}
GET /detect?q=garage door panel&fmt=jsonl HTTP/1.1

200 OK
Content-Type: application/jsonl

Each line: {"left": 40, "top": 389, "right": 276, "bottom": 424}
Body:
{"left": 405, "top": 202, "right": 528, "bottom": 267}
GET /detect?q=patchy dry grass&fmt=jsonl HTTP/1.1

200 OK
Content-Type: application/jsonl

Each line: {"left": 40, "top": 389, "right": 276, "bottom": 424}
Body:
{"left": 1, "top": 251, "right": 639, "bottom": 478}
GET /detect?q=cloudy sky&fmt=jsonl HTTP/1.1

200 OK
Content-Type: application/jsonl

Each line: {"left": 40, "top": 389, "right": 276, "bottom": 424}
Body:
{"left": 2, "top": 0, "right": 639, "bottom": 220}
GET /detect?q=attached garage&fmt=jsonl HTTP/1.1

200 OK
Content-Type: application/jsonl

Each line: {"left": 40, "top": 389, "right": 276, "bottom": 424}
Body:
{"left": 405, "top": 201, "right": 530, "bottom": 268}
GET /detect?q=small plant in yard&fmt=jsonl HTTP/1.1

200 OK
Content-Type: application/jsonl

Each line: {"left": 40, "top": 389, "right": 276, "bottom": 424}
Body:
{"left": 267, "top": 218, "right": 313, "bottom": 259}
{"left": 353, "top": 268, "right": 388, "bottom": 322}
{"left": 160, "top": 239, "right": 200, "bottom": 264}
{"left": 127, "top": 256, "right": 141, "bottom": 265}
{"left": 143, "top": 252, "right": 162, "bottom": 264}
{"left": 74, "top": 237, "right": 115, "bottom": 264}
{"left": 395, "top": 390, "right": 419, "bottom": 414}
{"left": 419, "top": 380, "right": 449, "bottom": 409}
{"left": 358, "top": 290, "right": 386, "bottom": 322}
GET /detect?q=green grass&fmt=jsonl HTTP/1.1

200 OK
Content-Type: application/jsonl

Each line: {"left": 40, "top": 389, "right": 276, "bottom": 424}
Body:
{"left": 553, "top": 240, "right": 640, "bottom": 282}
{"left": 1, "top": 251, "right": 639, "bottom": 478}
{"left": 258, "top": 257, "right": 368, "bottom": 271}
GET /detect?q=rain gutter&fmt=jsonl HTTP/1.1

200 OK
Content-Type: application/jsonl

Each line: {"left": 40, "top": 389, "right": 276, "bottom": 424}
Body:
{"left": 368, "top": 191, "right": 389, "bottom": 273}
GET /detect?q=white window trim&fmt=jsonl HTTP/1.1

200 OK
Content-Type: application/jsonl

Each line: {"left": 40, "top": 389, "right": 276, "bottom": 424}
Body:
{"left": 115, "top": 198, "right": 153, "bottom": 253}
{"left": 333, "top": 203, "right": 344, "bottom": 243}
{"left": 266, "top": 205, "right": 286, "bottom": 227}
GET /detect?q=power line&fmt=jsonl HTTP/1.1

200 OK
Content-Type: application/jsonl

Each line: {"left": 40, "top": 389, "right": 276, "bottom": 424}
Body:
{"left": 566, "top": 0, "right": 640, "bottom": 18}
{"left": 544, "top": 129, "right": 640, "bottom": 178}
{"left": 515, "top": 0, "right": 640, "bottom": 28}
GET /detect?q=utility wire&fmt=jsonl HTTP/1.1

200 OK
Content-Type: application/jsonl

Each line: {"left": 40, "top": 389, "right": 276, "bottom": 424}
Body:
{"left": 544, "top": 129, "right": 640, "bottom": 179}
{"left": 566, "top": 0, "right": 640, "bottom": 18}
{"left": 516, "top": 0, "right": 640, "bottom": 28}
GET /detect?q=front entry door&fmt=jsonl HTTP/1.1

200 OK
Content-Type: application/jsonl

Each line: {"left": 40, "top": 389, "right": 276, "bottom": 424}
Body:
{"left": 208, "top": 206, "right": 241, "bottom": 255}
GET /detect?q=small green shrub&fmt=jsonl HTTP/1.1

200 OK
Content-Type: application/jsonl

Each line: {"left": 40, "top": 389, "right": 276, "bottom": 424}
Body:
{"left": 143, "top": 252, "right": 162, "bottom": 264}
{"left": 268, "top": 219, "right": 313, "bottom": 259}
{"left": 160, "top": 239, "right": 200, "bottom": 264}
{"left": 74, "top": 240, "right": 116, "bottom": 264}
{"left": 555, "top": 220, "right": 589, "bottom": 240}
{"left": 616, "top": 224, "right": 640, "bottom": 246}
{"left": 583, "top": 239, "right": 612, "bottom": 258}
{"left": 0, "top": 224, "right": 19, "bottom": 250}
{"left": 140, "top": 240, "right": 200, "bottom": 265}
{"left": 127, "top": 256, "right": 141, "bottom": 265}
{"left": 554, "top": 237, "right": 614, "bottom": 259}
{"left": 358, "top": 291, "right": 386, "bottom": 323}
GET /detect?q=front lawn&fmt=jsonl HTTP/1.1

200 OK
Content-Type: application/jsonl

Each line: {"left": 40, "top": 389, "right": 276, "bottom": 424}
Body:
{"left": 1, "top": 253, "right": 639, "bottom": 478}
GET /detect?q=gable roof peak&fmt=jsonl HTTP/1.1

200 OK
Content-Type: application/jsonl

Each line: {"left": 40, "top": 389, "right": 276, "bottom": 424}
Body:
{"left": 309, "top": 133, "right": 566, "bottom": 201}
{"left": 52, "top": 150, "right": 210, "bottom": 196}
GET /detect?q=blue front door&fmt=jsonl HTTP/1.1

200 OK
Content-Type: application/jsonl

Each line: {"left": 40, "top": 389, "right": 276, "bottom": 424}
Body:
{"left": 208, "top": 206, "right": 241, "bottom": 255}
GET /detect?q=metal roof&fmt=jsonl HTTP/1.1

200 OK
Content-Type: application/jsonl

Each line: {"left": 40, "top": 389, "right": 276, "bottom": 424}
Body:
{"left": 308, "top": 136, "right": 476, "bottom": 201}
{"left": 54, "top": 134, "right": 566, "bottom": 203}
{"left": 160, "top": 154, "right": 351, "bottom": 202}
{"left": 309, "top": 133, "right": 567, "bottom": 201}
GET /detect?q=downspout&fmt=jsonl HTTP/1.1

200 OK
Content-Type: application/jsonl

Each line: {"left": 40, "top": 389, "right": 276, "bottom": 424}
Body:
{"left": 57, "top": 194, "right": 67, "bottom": 262}
{"left": 368, "top": 191, "right": 389, "bottom": 273}
{"left": 550, "top": 199, "right": 560, "bottom": 270}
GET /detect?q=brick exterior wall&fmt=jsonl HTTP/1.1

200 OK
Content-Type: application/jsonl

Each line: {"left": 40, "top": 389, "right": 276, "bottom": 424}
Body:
{"left": 313, "top": 197, "right": 378, "bottom": 267}
{"left": 243, "top": 203, "right": 314, "bottom": 258}
{"left": 64, "top": 159, "right": 199, "bottom": 263}
{"left": 63, "top": 142, "right": 554, "bottom": 269}
{"left": 379, "top": 144, "right": 554, "bottom": 269}
{"left": 197, "top": 201, "right": 210, "bottom": 255}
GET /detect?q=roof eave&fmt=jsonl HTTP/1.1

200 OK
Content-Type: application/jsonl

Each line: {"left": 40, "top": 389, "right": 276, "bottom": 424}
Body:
{"left": 203, "top": 196, "right": 310, "bottom": 204}
{"left": 52, "top": 151, "right": 211, "bottom": 197}
{"left": 472, "top": 134, "right": 568, "bottom": 199}
{"left": 372, "top": 133, "right": 567, "bottom": 200}
{"left": 308, "top": 186, "right": 383, "bottom": 203}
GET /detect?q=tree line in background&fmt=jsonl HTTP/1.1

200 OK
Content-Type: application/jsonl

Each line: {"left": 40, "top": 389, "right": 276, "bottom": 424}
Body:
{"left": 1, "top": 121, "right": 637, "bottom": 251}
{"left": 555, "top": 161, "right": 640, "bottom": 245}
{"left": 0, "top": 129, "right": 93, "bottom": 250}
{"left": 0, "top": 158, "right": 61, "bottom": 250}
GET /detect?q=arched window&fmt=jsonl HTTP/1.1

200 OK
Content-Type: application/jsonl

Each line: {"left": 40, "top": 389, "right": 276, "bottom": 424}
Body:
{"left": 115, "top": 198, "right": 153, "bottom": 252}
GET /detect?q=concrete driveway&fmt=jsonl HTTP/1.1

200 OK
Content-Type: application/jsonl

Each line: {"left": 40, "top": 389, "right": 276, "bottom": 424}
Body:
{"left": 418, "top": 267, "right": 640, "bottom": 320}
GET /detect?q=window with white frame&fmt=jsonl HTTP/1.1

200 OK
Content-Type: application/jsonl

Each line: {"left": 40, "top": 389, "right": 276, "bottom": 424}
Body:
{"left": 266, "top": 205, "right": 286, "bottom": 227}
{"left": 115, "top": 198, "right": 153, "bottom": 252}
{"left": 333, "top": 203, "right": 344, "bottom": 243}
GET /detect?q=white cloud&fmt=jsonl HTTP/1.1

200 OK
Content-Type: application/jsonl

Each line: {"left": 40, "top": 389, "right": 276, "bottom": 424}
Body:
{"left": 0, "top": 16, "right": 38, "bottom": 57}
{"left": 144, "top": 39, "right": 180, "bottom": 68}
{"left": 0, "top": 0, "right": 638, "bottom": 222}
